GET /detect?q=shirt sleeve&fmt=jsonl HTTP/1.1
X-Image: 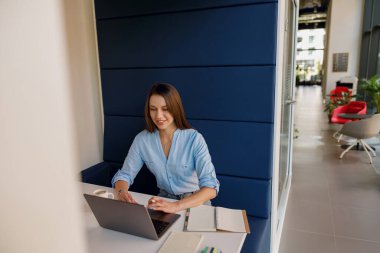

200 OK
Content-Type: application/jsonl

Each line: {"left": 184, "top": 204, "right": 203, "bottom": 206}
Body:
{"left": 193, "top": 133, "right": 220, "bottom": 194}
{"left": 111, "top": 135, "right": 144, "bottom": 187}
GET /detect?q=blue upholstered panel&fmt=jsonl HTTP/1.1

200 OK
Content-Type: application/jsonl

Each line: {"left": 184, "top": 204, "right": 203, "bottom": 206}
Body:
{"left": 95, "top": 0, "right": 277, "bottom": 19}
{"left": 242, "top": 216, "right": 271, "bottom": 253}
{"left": 81, "top": 162, "right": 159, "bottom": 195}
{"left": 103, "top": 116, "right": 146, "bottom": 163}
{"left": 96, "top": 4, "right": 277, "bottom": 68}
{"left": 81, "top": 162, "right": 115, "bottom": 187}
{"left": 189, "top": 119, "right": 273, "bottom": 179}
{"left": 104, "top": 116, "right": 273, "bottom": 180}
{"left": 213, "top": 175, "right": 271, "bottom": 218}
{"left": 101, "top": 66, "right": 275, "bottom": 123}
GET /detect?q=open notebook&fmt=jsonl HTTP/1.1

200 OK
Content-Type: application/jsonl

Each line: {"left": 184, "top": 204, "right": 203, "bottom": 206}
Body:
{"left": 158, "top": 231, "right": 203, "bottom": 253}
{"left": 184, "top": 205, "right": 250, "bottom": 233}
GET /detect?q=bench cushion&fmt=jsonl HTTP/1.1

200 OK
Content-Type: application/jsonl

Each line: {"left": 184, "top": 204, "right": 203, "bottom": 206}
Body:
{"left": 81, "top": 162, "right": 159, "bottom": 195}
{"left": 213, "top": 175, "right": 271, "bottom": 218}
{"left": 242, "top": 216, "right": 271, "bottom": 253}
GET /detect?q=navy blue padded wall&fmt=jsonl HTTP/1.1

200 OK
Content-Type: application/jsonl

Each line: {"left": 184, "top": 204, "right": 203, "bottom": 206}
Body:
{"left": 95, "top": 0, "right": 277, "bottom": 19}
{"left": 95, "top": 1, "right": 278, "bottom": 251}
{"left": 103, "top": 116, "right": 272, "bottom": 218}
{"left": 101, "top": 67, "right": 276, "bottom": 123}
{"left": 104, "top": 116, "right": 273, "bottom": 180}
{"left": 96, "top": 4, "right": 277, "bottom": 68}
{"left": 96, "top": 0, "right": 277, "bottom": 216}
{"left": 214, "top": 175, "right": 271, "bottom": 218}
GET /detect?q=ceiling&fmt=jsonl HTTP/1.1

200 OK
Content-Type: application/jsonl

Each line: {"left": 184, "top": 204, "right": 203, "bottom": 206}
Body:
{"left": 298, "top": 0, "right": 330, "bottom": 30}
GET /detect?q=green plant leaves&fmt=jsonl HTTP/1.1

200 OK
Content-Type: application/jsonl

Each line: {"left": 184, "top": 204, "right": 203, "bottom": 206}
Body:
{"left": 359, "top": 74, "right": 380, "bottom": 113}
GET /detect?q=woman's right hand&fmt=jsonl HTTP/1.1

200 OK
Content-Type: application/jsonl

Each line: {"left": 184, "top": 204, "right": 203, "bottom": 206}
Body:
{"left": 117, "top": 189, "right": 138, "bottom": 203}
{"left": 114, "top": 180, "right": 138, "bottom": 203}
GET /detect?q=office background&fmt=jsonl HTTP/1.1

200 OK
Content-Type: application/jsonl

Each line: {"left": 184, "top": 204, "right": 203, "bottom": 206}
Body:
{"left": 0, "top": 0, "right": 287, "bottom": 253}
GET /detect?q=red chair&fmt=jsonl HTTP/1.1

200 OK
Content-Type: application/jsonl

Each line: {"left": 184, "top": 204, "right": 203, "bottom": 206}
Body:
{"left": 331, "top": 101, "right": 367, "bottom": 124}
{"left": 328, "top": 87, "right": 352, "bottom": 103}
{"left": 331, "top": 101, "right": 367, "bottom": 141}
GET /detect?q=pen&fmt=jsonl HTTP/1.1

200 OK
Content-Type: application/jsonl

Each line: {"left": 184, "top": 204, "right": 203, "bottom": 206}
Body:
{"left": 202, "top": 247, "right": 222, "bottom": 253}
{"left": 183, "top": 208, "right": 190, "bottom": 231}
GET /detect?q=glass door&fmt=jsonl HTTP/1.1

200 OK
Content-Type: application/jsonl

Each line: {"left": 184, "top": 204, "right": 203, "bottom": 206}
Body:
{"left": 277, "top": 0, "right": 297, "bottom": 229}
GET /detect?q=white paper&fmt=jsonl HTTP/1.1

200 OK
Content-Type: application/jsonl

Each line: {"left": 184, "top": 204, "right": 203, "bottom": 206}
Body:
{"left": 215, "top": 207, "right": 246, "bottom": 232}
{"left": 158, "top": 232, "right": 203, "bottom": 253}
{"left": 186, "top": 205, "right": 216, "bottom": 231}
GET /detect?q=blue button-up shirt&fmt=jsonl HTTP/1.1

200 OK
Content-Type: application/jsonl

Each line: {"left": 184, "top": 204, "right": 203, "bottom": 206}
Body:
{"left": 112, "top": 129, "right": 220, "bottom": 195}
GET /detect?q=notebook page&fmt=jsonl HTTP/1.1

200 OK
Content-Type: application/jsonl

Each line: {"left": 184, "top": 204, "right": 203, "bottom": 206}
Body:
{"left": 186, "top": 205, "right": 216, "bottom": 231}
{"left": 215, "top": 207, "right": 246, "bottom": 232}
{"left": 158, "top": 232, "right": 203, "bottom": 253}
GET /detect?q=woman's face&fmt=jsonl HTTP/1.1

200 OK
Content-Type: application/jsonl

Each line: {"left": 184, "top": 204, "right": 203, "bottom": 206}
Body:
{"left": 149, "top": 94, "right": 176, "bottom": 131}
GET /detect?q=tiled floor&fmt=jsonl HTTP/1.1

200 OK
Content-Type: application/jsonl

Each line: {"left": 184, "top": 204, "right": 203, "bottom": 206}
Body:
{"left": 278, "top": 85, "right": 380, "bottom": 253}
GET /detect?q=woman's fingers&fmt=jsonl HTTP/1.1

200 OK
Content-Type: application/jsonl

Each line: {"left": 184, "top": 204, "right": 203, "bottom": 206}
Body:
{"left": 154, "top": 202, "right": 178, "bottom": 213}
{"left": 118, "top": 191, "right": 137, "bottom": 203}
{"left": 147, "top": 197, "right": 178, "bottom": 213}
{"left": 119, "top": 193, "right": 129, "bottom": 202}
{"left": 148, "top": 197, "right": 163, "bottom": 205}
{"left": 128, "top": 193, "right": 137, "bottom": 203}
{"left": 127, "top": 193, "right": 138, "bottom": 204}
{"left": 148, "top": 198, "right": 166, "bottom": 209}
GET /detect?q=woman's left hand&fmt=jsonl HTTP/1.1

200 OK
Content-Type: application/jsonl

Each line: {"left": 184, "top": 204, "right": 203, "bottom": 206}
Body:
{"left": 147, "top": 197, "right": 180, "bottom": 213}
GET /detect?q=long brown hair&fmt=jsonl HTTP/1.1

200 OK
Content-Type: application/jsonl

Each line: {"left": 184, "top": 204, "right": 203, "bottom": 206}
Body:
{"left": 144, "top": 83, "right": 191, "bottom": 132}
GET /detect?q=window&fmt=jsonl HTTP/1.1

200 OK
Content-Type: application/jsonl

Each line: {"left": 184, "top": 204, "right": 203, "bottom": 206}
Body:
{"left": 309, "top": 35, "right": 314, "bottom": 43}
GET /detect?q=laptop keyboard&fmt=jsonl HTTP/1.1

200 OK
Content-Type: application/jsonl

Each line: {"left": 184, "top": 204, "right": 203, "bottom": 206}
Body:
{"left": 151, "top": 219, "right": 170, "bottom": 235}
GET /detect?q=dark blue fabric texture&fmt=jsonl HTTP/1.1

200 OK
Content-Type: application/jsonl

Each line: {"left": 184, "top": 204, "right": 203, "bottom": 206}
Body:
{"left": 213, "top": 175, "right": 271, "bottom": 218}
{"left": 103, "top": 116, "right": 273, "bottom": 180}
{"left": 101, "top": 67, "right": 276, "bottom": 123}
{"left": 81, "top": 162, "right": 159, "bottom": 195}
{"left": 95, "top": 0, "right": 277, "bottom": 19}
{"left": 242, "top": 216, "right": 271, "bottom": 253}
{"left": 96, "top": 4, "right": 277, "bottom": 68}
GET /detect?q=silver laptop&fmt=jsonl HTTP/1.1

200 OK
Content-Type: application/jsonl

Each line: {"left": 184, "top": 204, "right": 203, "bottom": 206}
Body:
{"left": 83, "top": 194, "right": 180, "bottom": 240}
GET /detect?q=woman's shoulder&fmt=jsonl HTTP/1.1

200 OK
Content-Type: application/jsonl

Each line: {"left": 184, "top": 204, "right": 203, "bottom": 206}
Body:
{"left": 178, "top": 128, "right": 197, "bottom": 135}
{"left": 177, "top": 128, "right": 203, "bottom": 140}
{"left": 134, "top": 129, "right": 156, "bottom": 142}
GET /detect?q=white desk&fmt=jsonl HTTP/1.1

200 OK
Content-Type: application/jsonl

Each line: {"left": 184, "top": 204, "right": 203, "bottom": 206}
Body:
{"left": 81, "top": 183, "right": 246, "bottom": 253}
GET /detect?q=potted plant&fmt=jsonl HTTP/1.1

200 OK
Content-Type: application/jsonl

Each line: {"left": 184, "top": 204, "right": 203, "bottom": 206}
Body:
{"left": 359, "top": 75, "right": 380, "bottom": 113}
{"left": 324, "top": 92, "right": 352, "bottom": 122}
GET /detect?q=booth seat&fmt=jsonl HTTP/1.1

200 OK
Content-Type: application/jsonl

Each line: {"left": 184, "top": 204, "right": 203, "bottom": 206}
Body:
{"left": 81, "top": 162, "right": 159, "bottom": 195}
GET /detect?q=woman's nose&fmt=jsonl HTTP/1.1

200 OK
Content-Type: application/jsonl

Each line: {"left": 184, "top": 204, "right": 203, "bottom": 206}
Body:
{"left": 156, "top": 109, "right": 164, "bottom": 118}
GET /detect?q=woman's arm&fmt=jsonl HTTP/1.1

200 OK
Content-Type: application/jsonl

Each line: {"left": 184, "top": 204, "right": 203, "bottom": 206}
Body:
{"left": 114, "top": 180, "right": 137, "bottom": 203}
{"left": 147, "top": 187, "right": 216, "bottom": 213}
{"left": 111, "top": 134, "right": 145, "bottom": 203}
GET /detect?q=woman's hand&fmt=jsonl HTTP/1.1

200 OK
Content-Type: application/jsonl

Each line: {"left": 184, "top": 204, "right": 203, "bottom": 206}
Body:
{"left": 147, "top": 197, "right": 180, "bottom": 213}
{"left": 117, "top": 189, "right": 138, "bottom": 204}
{"left": 114, "top": 181, "right": 138, "bottom": 204}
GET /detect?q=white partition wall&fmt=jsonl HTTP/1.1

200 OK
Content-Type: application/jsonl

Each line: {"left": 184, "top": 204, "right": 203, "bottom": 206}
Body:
{"left": 0, "top": 0, "right": 102, "bottom": 252}
{"left": 323, "top": 0, "right": 364, "bottom": 95}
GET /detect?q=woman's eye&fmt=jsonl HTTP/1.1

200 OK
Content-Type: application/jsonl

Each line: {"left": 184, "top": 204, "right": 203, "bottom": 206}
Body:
{"left": 150, "top": 108, "right": 156, "bottom": 111}
{"left": 162, "top": 108, "right": 168, "bottom": 111}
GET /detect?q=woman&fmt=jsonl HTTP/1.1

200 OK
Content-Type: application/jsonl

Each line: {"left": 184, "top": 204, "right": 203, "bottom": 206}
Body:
{"left": 112, "top": 83, "right": 219, "bottom": 213}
